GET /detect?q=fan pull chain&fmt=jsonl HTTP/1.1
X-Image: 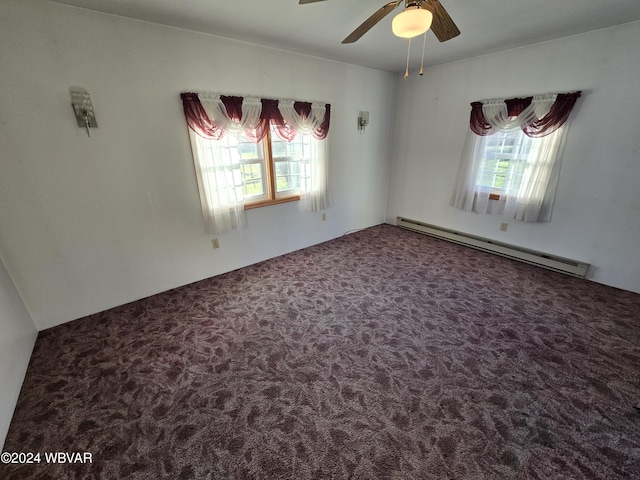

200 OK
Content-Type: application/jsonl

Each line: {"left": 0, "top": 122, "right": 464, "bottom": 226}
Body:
{"left": 404, "top": 37, "right": 412, "bottom": 79}
{"left": 419, "top": 31, "right": 427, "bottom": 76}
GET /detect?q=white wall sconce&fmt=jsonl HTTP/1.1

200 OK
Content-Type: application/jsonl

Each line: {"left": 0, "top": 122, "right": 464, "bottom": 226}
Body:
{"left": 358, "top": 111, "right": 369, "bottom": 132}
{"left": 70, "top": 87, "right": 98, "bottom": 137}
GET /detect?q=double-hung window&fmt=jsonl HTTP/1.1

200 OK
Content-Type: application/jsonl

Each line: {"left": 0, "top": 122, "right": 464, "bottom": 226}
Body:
{"left": 475, "top": 127, "right": 535, "bottom": 201}
{"left": 181, "top": 93, "right": 331, "bottom": 234}
{"left": 270, "top": 127, "right": 313, "bottom": 200}
{"left": 452, "top": 93, "right": 581, "bottom": 222}
{"left": 189, "top": 125, "right": 315, "bottom": 209}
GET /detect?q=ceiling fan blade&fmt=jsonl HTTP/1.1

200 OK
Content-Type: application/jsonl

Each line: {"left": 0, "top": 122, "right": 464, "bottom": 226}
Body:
{"left": 299, "top": 0, "right": 328, "bottom": 4}
{"left": 342, "top": 0, "right": 403, "bottom": 44}
{"left": 423, "top": 0, "right": 460, "bottom": 42}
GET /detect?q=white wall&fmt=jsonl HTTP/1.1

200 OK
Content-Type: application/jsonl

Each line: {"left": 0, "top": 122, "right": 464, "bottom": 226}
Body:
{"left": 0, "top": 256, "right": 38, "bottom": 448}
{"left": 0, "top": 0, "right": 396, "bottom": 330}
{"left": 387, "top": 21, "right": 640, "bottom": 294}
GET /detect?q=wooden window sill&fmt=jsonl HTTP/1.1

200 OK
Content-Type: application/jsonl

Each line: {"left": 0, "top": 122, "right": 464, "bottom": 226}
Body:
{"left": 244, "top": 195, "right": 301, "bottom": 210}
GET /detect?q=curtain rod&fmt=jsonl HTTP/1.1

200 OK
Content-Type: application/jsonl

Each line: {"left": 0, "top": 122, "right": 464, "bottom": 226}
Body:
{"left": 182, "top": 91, "right": 330, "bottom": 107}
{"left": 474, "top": 91, "right": 581, "bottom": 104}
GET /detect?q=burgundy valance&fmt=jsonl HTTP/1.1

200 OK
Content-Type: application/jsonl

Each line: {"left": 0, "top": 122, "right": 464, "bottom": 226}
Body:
{"left": 180, "top": 92, "right": 331, "bottom": 142}
{"left": 470, "top": 92, "right": 581, "bottom": 138}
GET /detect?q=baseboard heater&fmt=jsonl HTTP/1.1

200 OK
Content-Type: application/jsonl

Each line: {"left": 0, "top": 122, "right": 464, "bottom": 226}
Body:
{"left": 397, "top": 217, "right": 589, "bottom": 278}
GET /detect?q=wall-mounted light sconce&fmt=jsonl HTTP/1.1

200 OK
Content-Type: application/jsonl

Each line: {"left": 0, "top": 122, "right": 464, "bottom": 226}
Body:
{"left": 70, "top": 88, "right": 98, "bottom": 137}
{"left": 358, "top": 111, "right": 369, "bottom": 133}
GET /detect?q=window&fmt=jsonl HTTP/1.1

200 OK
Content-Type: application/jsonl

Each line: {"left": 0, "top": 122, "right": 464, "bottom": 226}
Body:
{"left": 475, "top": 127, "right": 535, "bottom": 200}
{"left": 270, "top": 127, "right": 313, "bottom": 199}
{"left": 189, "top": 125, "right": 315, "bottom": 210}
{"left": 452, "top": 93, "right": 581, "bottom": 223}
{"left": 456, "top": 125, "right": 565, "bottom": 221}
{"left": 181, "top": 92, "right": 331, "bottom": 234}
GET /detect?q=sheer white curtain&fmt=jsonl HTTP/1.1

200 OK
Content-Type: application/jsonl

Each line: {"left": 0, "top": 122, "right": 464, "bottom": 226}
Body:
{"left": 189, "top": 130, "right": 245, "bottom": 235}
{"left": 299, "top": 137, "right": 329, "bottom": 212}
{"left": 504, "top": 127, "right": 567, "bottom": 222}
{"left": 276, "top": 99, "right": 330, "bottom": 212}
{"left": 452, "top": 94, "right": 571, "bottom": 223}
{"left": 278, "top": 100, "right": 327, "bottom": 133}
{"left": 199, "top": 94, "right": 263, "bottom": 134}
{"left": 188, "top": 94, "right": 264, "bottom": 234}
{"left": 453, "top": 130, "right": 489, "bottom": 213}
{"left": 482, "top": 95, "right": 556, "bottom": 131}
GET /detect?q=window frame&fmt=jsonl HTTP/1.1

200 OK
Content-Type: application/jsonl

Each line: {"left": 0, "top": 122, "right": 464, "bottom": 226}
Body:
{"left": 194, "top": 127, "right": 308, "bottom": 211}
{"left": 474, "top": 125, "right": 536, "bottom": 202}
{"left": 242, "top": 127, "right": 305, "bottom": 210}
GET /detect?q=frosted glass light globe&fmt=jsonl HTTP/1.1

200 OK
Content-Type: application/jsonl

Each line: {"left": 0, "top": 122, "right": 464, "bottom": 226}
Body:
{"left": 392, "top": 6, "right": 433, "bottom": 38}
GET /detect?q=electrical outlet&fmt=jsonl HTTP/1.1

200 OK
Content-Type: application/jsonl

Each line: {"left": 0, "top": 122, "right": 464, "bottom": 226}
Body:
{"left": 500, "top": 222, "right": 508, "bottom": 232}
{"left": 322, "top": 213, "right": 327, "bottom": 221}
{"left": 211, "top": 238, "right": 219, "bottom": 249}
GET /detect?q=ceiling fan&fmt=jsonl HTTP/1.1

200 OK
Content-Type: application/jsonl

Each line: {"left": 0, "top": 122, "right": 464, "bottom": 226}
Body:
{"left": 299, "top": 0, "right": 460, "bottom": 44}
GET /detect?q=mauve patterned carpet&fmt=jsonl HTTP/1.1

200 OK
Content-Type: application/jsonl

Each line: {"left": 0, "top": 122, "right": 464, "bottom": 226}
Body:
{"left": 2, "top": 224, "right": 640, "bottom": 480}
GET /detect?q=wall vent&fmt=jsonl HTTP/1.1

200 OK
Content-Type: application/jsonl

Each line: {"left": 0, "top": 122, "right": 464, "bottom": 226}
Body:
{"left": 397, "top": 217, "right": 589, "bottom": 278}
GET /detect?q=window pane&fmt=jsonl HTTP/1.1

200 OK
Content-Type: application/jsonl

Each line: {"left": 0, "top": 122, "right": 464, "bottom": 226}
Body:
{"left": 198, "top": 132, "right": 268, "bottom": 202}
{"left": 271, "top": 126, "right": 312, "bottom": 196}
{"left": 275, "top": 158, "right": 302, "bottom": 191}
{"left": 476, "top": 129, "right": 534, "bottom": 193}
{"left": 237, "top": 136, "right": 261, "bottom": 161}
{"left": 241, "top": 163, "right": 264, "bottom": 197}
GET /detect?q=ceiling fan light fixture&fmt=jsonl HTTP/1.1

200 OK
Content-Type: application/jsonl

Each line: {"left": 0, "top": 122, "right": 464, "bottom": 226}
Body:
{"left": 392, "top": 6, "right": 433, "bottom": 39}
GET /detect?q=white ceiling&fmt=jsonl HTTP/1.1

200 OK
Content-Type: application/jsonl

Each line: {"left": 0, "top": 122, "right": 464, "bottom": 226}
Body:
{"left": 47, "top": 0, "right": 640, "bottom": 73}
